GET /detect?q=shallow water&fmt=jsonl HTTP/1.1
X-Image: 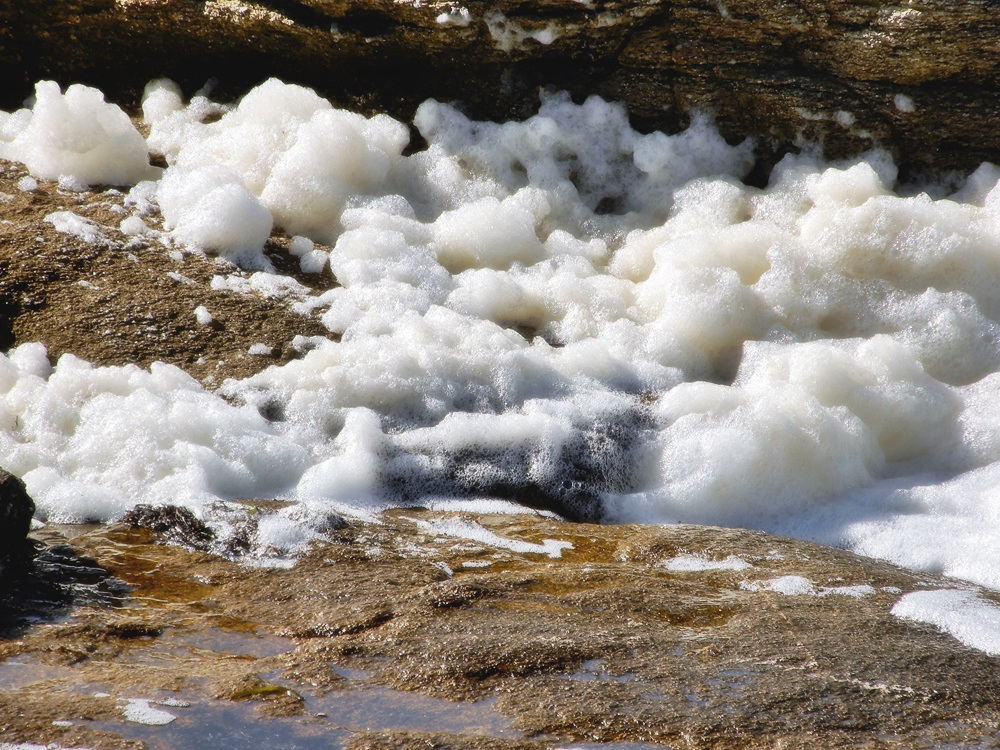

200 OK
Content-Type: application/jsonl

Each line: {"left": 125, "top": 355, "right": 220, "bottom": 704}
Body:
{"left": 0, "top": 629, "right": 663, "bottom": 750}
{"left": 5, "top": 515, "right": 1000, "bottom": 748}
{"left": 95, "top": 687, "right": 517, "bottom": 749}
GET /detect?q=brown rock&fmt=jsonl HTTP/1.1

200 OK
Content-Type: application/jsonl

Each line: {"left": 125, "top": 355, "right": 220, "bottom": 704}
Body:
{"left": 5, "top": 511, "right": 1000, "bottom": 748}
{"left": 0, "top": 160, "right": 335, "bottom": 382}
{"left": 122, "top": 504, "right": 217, "bottom": 551}
{"left": 347, "top": 733, "right": 548, "bottom": 750}
{"left": 3, "top": 0, "right": 1000, "bottom": 178}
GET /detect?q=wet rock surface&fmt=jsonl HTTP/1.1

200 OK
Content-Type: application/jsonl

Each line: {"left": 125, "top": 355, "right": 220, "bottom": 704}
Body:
{"left": 2, "top": 510, "right": 1000, "bottom": 748}
{"left": 0, "top": 536, "right": 127, "bottom": 639}
{"left": 0, "top": 160, "right": 336, "bottom": 383}
{"left": 4, "top": 0, "right": 1000, "bottom": 177}
{"left": 122, "top": 504, "right": 218, "bottom": 551}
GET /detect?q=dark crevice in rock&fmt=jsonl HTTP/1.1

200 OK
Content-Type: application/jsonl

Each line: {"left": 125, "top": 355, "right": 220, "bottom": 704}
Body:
{"left": 332, "top": 8, "right": 401, "bottom": 37}
{"left": 382, "top": 407, "right": 654, "bottom": 522}
{"left": 0, "top": 541, "right": 128, "bottom": 638}
{"left": 0, "top": 303, "right": 19, "bottom": 353}
{"left": 1, "top": 469, "right": 35, "bottom": 564}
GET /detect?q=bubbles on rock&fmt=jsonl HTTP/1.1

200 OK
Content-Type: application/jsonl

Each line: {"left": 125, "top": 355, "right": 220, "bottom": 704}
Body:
{"left": 8, "top": 79, "right": 1000, "bottom": 590}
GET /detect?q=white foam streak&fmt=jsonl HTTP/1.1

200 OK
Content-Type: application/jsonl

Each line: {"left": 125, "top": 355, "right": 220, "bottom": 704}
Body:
{"left": 660, "top": 555, "right": 751, "bottom": 572}
{"left": 892, "top": 589, "right": 1000, "bottom": 655}
{"left": 408, "top": 517, "right": 573, "bottom": 558}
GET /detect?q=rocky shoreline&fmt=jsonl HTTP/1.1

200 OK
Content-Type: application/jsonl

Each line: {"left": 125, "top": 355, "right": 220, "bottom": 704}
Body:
{"left": 5, "top": 508, "right": 1000, "bottom": 749}
{"left": 6, "top": 0, "right": 1000, "bottom": 179}
{"left": 2, "top": 159, "right": 1000, "bottom": 747}
{"left": 6, "top": 3, "right": 1000, "bottom": 743}
{"left": 2, "top": 113, "right": 1000, "bottom": 748}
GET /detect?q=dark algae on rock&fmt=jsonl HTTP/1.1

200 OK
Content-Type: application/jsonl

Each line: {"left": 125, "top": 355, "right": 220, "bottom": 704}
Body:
{"left": 0, "top": 467, "right": 34, "bottom": 564}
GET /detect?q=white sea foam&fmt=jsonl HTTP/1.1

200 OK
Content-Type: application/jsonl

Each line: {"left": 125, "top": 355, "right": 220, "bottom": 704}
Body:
{"left": 407, "top": 517, "right": 573, "bottom": 558}
{"left": 193, "top": 305, "right": 213, "bottom": 325}
{"left": 157, "top": 164, "right": 273, "bottom": 268}
{"left": 660, "top": 555, "right": 752, "bottom": 572}
{"left": 0, "top": 81, "right": 158, "bottom": 186}
{"left": 892, "top": 589, "right": 1000, "bottom": 654}
{"left": 741, "top": 576, "right": 875, "bottom": 598}
{"left": 8, "top": 78, "right": 1000, "bottom": 615}
{"left": 44, "top": 211, "right": 104, "bottom": 243}
{"left": 122, "top": 698, "right": 178, "bottom": 725}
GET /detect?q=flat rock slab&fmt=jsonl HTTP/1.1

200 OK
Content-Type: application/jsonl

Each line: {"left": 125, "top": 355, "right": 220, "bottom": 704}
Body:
{"left": 3, "top": 510, "right": 1000, "bottom": 748}
{"left": 4, "top": 0, "right": 1000, "bottom": 178}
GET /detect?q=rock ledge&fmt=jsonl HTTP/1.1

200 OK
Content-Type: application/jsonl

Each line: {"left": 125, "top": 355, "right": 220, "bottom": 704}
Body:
{"left": 4, "top": 0, "right": 1000, "bottom": 177}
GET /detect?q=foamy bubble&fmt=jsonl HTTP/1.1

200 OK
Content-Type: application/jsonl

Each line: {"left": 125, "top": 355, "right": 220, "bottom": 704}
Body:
{"left": 9, "top": 79, "right": 1000, "bottom": 602}
{"left": 892, "top": 589, "right": 1000, "bottom": 654}
{"left": 0, "top": 81, "right": 158, "bottom": 186}
{"left": 157, "top": 165, "right": 272, "bottom": 267}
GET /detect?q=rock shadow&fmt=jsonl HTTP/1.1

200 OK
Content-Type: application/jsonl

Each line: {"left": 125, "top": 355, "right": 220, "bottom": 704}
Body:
{"left": 0, "top": 540, "right": 129, "bottom": 639}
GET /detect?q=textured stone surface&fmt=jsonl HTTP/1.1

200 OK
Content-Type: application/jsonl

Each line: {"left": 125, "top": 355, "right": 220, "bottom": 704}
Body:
{"left": 4, "top": 0, "right": 1000, "bottom": 178}
{"left": 3, "top": 512, "right": 1000, "bottom": 747}
{"left": 0, "top": 159, "right": 335, "bottom": 382}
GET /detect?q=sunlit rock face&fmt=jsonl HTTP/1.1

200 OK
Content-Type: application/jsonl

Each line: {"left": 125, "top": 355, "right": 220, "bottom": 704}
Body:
{"left": 6, "top": 513, "right": 1000, "bottom": 748}
{"left": 5, "top": 0, "right": 1000, "bottom": 176}
{"left": 6, "top": 5, "right": 1000, "bottom": 747}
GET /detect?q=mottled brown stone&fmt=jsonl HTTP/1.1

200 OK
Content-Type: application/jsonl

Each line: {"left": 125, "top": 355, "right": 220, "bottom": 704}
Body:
{"left": 3, "top": 512, "right": 1000, "bottom": 747}
{"left": 3, "top": 1, "right": 1000, "bottom": 179}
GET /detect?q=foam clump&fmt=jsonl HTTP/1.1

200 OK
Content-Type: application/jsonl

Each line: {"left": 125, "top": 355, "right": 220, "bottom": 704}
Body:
{"left": 432, "top": 195, "right": 545, "bottom": 271}
{"left": 13, "top": 79, "right": 1000, "bottom": 612}
{"left": 892, "top": 589, "right": 1000, "bottom": 655}
{"left": 146, "top": 78, "right": 409, "bottom": 248}
{"left": 0, "top": 344, "right": 307, "bottom": 524}
{"left": 44, "top": 211, "right": 105, "bottom": 243}
{"left": 411, "top": 92, "right": 754, "bottom": 231}
{"left": 157, "top": 165, "right": 272, "bottom": 268}
{"left": 0, "top": 81, "right": 158, "bottom": 186}
{"left": 122, "top": 699, "right": 177, "bottom": 725}
{"left": 193, "top": 306, "right": 213, "bottom": 325}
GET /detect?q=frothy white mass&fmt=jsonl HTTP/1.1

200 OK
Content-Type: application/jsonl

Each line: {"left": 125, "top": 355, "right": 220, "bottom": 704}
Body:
{"left": 7, "top": 79, "right": 1000, "bottom": 599}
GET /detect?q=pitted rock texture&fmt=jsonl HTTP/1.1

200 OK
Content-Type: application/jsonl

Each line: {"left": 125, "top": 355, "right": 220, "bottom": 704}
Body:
{"left": 3, "top": 512, "right": 1000, "bottom": 748}
{"left": 3, "top": 0, "right": 1000, "bottom": 178}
